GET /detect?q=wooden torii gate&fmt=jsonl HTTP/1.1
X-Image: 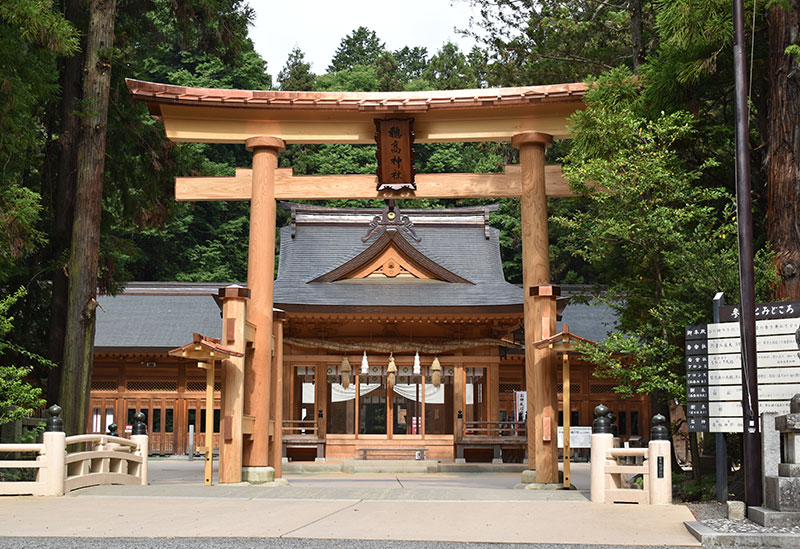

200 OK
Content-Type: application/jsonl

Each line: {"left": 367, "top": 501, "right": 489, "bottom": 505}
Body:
{"left": 127, "top": 79, "right": 587, "bottom": 486}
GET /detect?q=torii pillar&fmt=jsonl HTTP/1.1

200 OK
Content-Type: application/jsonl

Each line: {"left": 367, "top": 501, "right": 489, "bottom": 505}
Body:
{"left": 242, "top": 136, "right": 285, "bottom": 483}
{"left": 513, "top": 131, "right": 560, "bottom": 486}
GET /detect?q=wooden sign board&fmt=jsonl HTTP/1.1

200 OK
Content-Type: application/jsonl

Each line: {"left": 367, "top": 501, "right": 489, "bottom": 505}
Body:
{"left": 375, "top": 118, "right": 415, "bottom": 191}
{"left": 685, "top": 304, "right": 800, "bottom": 433}
{"left": 719, "top": 300, "right": 800, "bottom": 322}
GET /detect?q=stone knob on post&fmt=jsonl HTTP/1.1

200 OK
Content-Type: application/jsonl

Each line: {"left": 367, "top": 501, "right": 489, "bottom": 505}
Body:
{"left": 132, "top": 412, "right": 147, "bottom": 435}
{"left": 107, "top": 423, "right": 118, "bottom": 437}
{"left": 651, "top": 413, "right": 669, "bottom": 441}
{"left": 45, "top": 404, "right": 63, "bottom": 432}
{"left": 593, "top": 404, "right": 611, "bottom": 433}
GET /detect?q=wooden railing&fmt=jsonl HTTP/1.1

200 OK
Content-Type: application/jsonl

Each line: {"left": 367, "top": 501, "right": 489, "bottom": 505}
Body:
{"left": 282, "top": 420, "right": 318, "bottom": 437}
{"left": 462, "top": 421, "right": 527, "bottom": 438}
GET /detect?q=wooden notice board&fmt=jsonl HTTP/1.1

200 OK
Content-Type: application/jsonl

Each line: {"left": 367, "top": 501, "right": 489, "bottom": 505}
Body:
{"left": 375, "top": 118, "right": 415, "bottom": 191}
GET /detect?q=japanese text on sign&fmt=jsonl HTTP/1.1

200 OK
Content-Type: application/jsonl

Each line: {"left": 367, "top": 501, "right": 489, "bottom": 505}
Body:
{"left": 375, "top": 118, "right": 415, "bottom": 191}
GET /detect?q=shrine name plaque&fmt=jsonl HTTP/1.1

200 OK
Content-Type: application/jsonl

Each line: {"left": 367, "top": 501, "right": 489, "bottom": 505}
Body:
{"left": 375, "top": 118, "right": 415, "bottom": 191}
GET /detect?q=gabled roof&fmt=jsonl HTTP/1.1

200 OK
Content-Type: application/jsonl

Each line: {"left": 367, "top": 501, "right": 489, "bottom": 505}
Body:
{"left": 169, "top": 333, "right": 243, "bottom": 360}
{"left": 273, "top": 205, "right": 524, "bottom": 310}
{"left": 311, "top": 228, "right": 471, "bottom": 284}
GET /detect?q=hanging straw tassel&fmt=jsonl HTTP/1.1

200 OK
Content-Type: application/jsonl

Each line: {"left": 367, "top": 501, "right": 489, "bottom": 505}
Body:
{"left": 387, "top": 353, "right": 397, "bottom": 390}
{"left": 361, "top": 351, "right": 369, "bottom": 375}
{"left": 340, "top": 356, "right": 351, "bottom": 389}
{"left": 413, "top": 350, "right": 421, "bottom": 375}
{"left": 431, "top": 356, "right": 442, "bottom": 387}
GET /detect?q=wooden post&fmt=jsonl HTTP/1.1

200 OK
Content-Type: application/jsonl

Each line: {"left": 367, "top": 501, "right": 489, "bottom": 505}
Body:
{"left": 270, "top": 315, "right": 285, "bottom": 476}
{"left": 219, "top": 285, "right": 249, "bottom": 483}
{"left": 562, "top": 351, "right": 570, "bottom": 489}
{"left": 201, "top": 360, "right": 214, "bottom": 486}
{"left": 453, "top": 353, "right": 464, "bottom": 443}
{"left": 512, "top": 131, "right": 559, "bottom": 485}
{"left": 242, "top": 136, "right": 285, "bottom": 476}
{"left": 487, "top": 363, "right": 500, "bottom": 437}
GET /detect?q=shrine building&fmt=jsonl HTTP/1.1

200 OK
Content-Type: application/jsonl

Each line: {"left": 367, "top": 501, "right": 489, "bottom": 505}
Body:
{"left": 89, "top": 203, "right": 650, "bottom": 466}
{"left": 83, "top": 78, "right": 652, "bottom": 485}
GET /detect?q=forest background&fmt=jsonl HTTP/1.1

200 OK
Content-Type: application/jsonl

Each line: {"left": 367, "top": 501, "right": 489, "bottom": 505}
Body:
{"left": 2, "top": 0, "right": 799, "bottom": 482}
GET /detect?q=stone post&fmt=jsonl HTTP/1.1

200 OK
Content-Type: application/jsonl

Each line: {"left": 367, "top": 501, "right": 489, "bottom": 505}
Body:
{"left": 751, "top": 393, "right": 800, "bottom": 525}
{"left": 41, "top": 405, "right": 66, "bottom": 496}
{"left": 590, "top": 404, "right": 613, "bottom": 503}
{"left": 648, "top": 413, "right": 672, "bottom": 504}
{"left": 131, "top": 411, "right": 149, "bottom": 485}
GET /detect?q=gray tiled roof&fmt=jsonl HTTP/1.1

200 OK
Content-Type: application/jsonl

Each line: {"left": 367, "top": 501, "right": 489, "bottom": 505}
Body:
{"left": 95, "top": 293, "right": 221, "bottom": 351}
{"left": 274, "top": 221, "right": 523, "bottom": 308}
{"left": 559, "top": 301, "right": 617, "bottom": 343}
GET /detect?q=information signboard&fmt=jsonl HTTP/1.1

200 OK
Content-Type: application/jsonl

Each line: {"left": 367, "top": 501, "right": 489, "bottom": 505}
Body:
{"left": 557, "top": 426, "right": 592, "bottom": 449}
{"left": 685, "top": 309, "right": 800, "bottom": 433}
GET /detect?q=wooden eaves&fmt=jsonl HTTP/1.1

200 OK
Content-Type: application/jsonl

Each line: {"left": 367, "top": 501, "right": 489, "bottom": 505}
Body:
{"left": 168, "top": 332, "right": 243, "bottom": 361}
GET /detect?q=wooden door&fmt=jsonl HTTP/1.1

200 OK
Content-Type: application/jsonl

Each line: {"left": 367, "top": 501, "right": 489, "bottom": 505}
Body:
{"left": 88, "top": 396, "right": 119, "bottom": 434}
{"left": 184, "top": 397, "right": 220, "bottom": 454}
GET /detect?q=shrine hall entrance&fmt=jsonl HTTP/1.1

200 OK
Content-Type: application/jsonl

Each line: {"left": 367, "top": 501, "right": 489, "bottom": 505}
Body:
{"left": 285, "top": 362, "right": 495, "bottom": 461}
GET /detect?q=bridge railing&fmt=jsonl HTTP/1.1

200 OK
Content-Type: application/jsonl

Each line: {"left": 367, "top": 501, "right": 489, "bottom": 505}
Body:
{"left": 590, "top": 405, "right": 672, "bottom": 505}
{"left": 0, "top": 406, "right": 148, "bottom": 496}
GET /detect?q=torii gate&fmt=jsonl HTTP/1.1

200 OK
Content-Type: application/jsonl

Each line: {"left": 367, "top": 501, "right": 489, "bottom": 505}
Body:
{"left": 127, "top": 79, "right": 587, "bottom": 486}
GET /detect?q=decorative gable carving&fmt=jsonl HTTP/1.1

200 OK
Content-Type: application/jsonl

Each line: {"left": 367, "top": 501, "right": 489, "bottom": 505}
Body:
{"left": 311, "top": 229, "right": 471, "bottom": 284}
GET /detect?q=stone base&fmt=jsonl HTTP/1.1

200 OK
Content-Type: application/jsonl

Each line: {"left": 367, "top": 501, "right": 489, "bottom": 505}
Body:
{"left": 727, "top": 500, "right": 746, "bottom": 520}
{"left": 514, "top": 482, "right": 568, "bottom": 490}
{"left": 454, "top": 458, "right": 466, "bottom": 464}
{"left": 491, "top": 458, "right": 503, "bottom": 464}
{"left": 242, "top": 466, "right": 275, "bottom": 484}
{"left": 765, "top": 475, "right": 800, "bottom": 512}
{"left": 520, "top": 469, "right": 563, "bottom": 485}
{"left": 748, "top": 506, "right": 800, "bottom": 527}
{"left": 314, "top": 457, "right": 326, "bottom": 463}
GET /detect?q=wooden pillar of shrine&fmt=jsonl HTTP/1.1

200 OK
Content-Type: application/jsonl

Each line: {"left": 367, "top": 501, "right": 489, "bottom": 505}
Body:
{"left": 242, "top": 136, "right": 285, "bottom": 481}
{"left": 270, "top": 313, "right": 285, "bottom": 476}
{"left": 513, "top": 131, "right": 559, "bottom": 485}
{"left": 219, "top": 285, "right": 249, "bottom": 483}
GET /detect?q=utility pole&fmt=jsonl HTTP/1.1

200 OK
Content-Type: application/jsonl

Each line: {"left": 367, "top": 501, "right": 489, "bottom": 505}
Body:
{"left": 732, "top": 0, "right": 763, "bottom": 508}
{"left": 713, "top": 292, "right": 728, "bottom": 503}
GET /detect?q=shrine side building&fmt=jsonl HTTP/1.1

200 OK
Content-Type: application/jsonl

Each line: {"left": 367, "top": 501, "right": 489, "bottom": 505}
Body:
{"left": 89, "top": 204, "right": 650, "bottom": 460}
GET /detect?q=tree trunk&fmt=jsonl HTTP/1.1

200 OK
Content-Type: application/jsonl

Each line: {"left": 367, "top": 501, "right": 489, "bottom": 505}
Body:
{"left": 767, "top": 2, "right": 800, "bottom": 300}
{"left": 630, "top": 0, "right": 645, "bottom": 70}
{"left": 60, "top": 0, "right": 116, "bottom": 435}
{"left": 47, "top": 0, "right": 84, "bottom": 407}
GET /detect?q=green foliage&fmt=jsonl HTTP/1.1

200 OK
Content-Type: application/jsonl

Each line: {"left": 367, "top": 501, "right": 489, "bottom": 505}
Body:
{"left": 0, "top": 288, "right": 53, "bottom": 425}
{"left": 328, "top": 26, "right": 386, "bottom": 72}
{"left": 423, "top": 42, "right": 479, "bottom": 89}
{"left": 278, "top": 47, "right": 315, "bottom": 91}
{"left": 0, "top": 1, "right": 77, "bottom": 277}
{"left": 557, "top": 69, "right": 775, "bottom": 399}
{"left": 467, "top": 0, "right": 650, "bottom": 85}
{"left": 673, "top": 472, "right": 717, "bottom": 502}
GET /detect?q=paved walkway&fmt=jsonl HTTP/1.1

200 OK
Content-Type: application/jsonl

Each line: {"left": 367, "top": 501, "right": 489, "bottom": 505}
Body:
{"left": 0, "top": 460, "right": 700, "bottom": 546}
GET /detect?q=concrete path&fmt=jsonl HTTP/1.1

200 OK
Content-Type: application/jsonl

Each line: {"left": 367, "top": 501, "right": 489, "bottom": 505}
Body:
{"left": 0, "top": 460, "right": 699, "bottom": 546}
{"left": 0, "top": 494, "right": 699, "bottom": 545}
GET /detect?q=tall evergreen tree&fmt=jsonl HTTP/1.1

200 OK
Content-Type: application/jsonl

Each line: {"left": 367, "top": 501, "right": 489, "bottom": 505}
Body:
{"left": 328, "top": 26, "right": 385, "bottom": 72}
{"left": 278, "top": 47, "right": 315, "bottom": 91}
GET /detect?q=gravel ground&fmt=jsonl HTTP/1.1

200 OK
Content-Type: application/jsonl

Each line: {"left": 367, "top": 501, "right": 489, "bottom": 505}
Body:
{"left": 0, "top": 539, "right": 699, "bottom": 549}
{"left": 686, "top": 501, "right": 727, "bottom": 521}
{"left": 688, "top": 501, "right": 800, "bottom": 536}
